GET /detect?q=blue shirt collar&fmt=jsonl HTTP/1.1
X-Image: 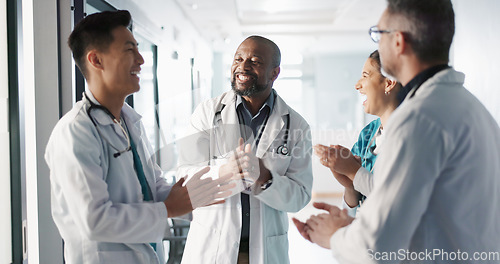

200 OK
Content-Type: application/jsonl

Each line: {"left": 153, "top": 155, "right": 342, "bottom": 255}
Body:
{"left": 236, "top": 89, "right": 276, "bottom": 118}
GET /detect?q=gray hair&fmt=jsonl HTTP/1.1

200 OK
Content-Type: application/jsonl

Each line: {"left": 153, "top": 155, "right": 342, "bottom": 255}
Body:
{"left": 386, "top": 0, "right": 455, "bottom": 63}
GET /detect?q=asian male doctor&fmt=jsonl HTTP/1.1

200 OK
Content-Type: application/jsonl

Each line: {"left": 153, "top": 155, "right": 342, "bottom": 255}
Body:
{"left": 45, "top": 10, "right": 232, "bottom": 264}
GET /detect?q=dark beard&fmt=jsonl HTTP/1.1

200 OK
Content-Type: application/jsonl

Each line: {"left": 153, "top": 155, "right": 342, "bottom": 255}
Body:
{"left": 231, "top": 79, "right": 268, "bottom": 97}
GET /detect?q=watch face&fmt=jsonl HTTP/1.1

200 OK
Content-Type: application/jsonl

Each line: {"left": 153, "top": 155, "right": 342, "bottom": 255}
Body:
{"left": 261, "top": 178, "right": 273, "bottom": 190}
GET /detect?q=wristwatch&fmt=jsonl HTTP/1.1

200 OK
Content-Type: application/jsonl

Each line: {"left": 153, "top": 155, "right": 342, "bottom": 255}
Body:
{"left": 260, "top": 178, "right": 273, "bottom": 190}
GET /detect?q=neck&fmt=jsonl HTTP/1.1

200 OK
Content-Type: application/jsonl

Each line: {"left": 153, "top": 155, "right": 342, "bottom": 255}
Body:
{"left": 378, "top": 102, "right": 398, "bottom": 128}
{"left": 242, "top": 88, "right": 272, "bottom": 116}
{"left": 397, "top": 57, "right": 448, "bottom": 86}
{"left": 88, "top": 86, "right": 126, "bottom": 120}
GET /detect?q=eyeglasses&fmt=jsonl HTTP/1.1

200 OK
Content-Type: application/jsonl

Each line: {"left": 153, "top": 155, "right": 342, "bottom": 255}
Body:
{"left": 369, "top": 26, "right": 394, "bottom": 43}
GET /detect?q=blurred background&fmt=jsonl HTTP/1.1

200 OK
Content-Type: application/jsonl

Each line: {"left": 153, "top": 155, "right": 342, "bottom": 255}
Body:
{"left": 1, "top": 0, "right": 499, "bottom": 263}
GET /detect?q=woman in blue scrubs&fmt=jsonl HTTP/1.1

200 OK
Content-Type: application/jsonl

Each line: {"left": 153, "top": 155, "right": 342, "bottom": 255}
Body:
{"left": 313, "top": 50, "right": 408, "bottom": 216}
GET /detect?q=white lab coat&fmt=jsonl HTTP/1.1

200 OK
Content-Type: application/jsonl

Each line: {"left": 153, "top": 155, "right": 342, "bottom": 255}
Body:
{"left": 177, "top": 90, "right": 313, "bottom": 264}
{"left": 45, "top": 92, "right": 170, "bottom": 264}
{"left": 330, "top": 68, "right": 500, "bottom": 263}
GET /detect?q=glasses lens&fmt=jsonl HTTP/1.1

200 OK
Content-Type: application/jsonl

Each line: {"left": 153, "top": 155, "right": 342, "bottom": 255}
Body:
{"left": 369, "top": 26, "right": 380, "bottom": 43}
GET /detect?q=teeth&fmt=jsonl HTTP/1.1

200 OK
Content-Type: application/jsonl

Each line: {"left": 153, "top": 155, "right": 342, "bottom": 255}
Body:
{"left": 131, "top": 71, "right": 140, "bottom": 75}
{"left": 238, "top": 75, "right": 249, "bottom": 81}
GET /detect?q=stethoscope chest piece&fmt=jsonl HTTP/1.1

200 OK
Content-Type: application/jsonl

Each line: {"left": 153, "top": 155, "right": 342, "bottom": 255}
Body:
{"left": 277, "top": 144, "right": 289, "bottom": 156}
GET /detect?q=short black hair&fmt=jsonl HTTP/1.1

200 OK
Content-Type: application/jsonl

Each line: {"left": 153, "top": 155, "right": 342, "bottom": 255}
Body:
{"left": 386, "top": 0, "right": 455, "bottom": 63}
{"left": 245, "top": 35, "right": 281, "bottom": 68}
{"left": 368, "top": 50, "right": 383, "bottom": 77}
{"left": 68, "top": 10, "right": 131, "bottom": 78}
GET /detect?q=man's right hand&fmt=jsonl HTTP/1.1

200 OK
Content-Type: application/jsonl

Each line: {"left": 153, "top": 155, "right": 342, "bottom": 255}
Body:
{"left": 164, "top": 167, "right": 235, "bottom": 218}
{"left": 218, "top": 138, "right": 265, "bottom": 189}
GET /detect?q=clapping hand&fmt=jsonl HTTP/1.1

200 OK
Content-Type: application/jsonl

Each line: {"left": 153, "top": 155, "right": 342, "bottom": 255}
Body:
{"left": 313, "top": 144, "right": 361, "bottom": 181}
{"left": 219, "top": 138, "right": 270, "bottom": 191}
{"left": 293, "top": 202, "right": 354, "bottom": 249}
{"left": 164, "top": 167, "right": 236, "bottom": 217}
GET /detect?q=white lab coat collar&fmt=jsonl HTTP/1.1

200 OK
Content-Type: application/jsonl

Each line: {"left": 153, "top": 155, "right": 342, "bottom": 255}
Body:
{"left": 402, "top": 68, "right": 466, "bottom": 102}
{"left": 216, "top": 90, "right": 241, "bottom": 152}
{"left": 257, "top": 92, "right": 289, "bottom": 157}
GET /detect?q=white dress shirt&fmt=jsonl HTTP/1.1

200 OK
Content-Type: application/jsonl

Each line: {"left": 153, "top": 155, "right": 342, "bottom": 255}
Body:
{"left": 331, "top": 68, "right": 500, "bottom": 263}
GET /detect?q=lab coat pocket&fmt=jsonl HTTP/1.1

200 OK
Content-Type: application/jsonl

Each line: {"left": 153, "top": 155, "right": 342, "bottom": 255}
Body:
{"left": 265, "top": 233, "right": 289, "bottom": 264}
{"left": 97, "top": 250, "right": 145, "bottom": 264}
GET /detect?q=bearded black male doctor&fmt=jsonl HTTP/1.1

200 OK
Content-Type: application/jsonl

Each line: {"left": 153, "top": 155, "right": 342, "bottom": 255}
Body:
{"left": 177, "top": 36, "right": 313, "bottom": 264}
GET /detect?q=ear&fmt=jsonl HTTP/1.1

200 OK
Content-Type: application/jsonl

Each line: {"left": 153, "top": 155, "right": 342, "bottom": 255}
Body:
{"left": 271, "top": 66, "right": 280, "bottom": 82}
{"left": 385, "top": 78, "right": 398, "bottom": 93}
{"left": 393, "top": 31, "right": 407, "bottom": 57}
{"left": 86, "top": 50, "right": 104, "bottom": 71}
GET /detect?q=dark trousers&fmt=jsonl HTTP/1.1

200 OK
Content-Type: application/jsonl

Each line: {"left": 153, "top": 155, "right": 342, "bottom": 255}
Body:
{"left": 237, "top": 252, "right": 249, "bottom": 264}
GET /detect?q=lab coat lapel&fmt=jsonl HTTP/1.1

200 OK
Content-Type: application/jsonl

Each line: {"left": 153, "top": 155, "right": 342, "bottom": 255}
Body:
{"left": 122, "top": 105, "right": 157, "bottom": 199}
{"left": 219, "top": 91, "right": 242, "bottom": 154}
{"left": 256, "top": 94, "right": 288, "bottom": 158}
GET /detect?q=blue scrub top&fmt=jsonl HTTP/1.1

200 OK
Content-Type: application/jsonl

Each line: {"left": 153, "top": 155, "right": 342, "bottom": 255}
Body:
{"left": 351, "top": 118, "right": 381, "bottom": 173}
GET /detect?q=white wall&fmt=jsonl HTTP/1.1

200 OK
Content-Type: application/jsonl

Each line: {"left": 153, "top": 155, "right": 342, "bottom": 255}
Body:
{"left": 106, "top": 0, "right": 215, "bottom": 174}
{"left": 0, "top": 1, "right": 12, "bottom": 263}
{"left": 452, "top": 0, "right": 500, "bottom": 124}
{"left": 308, "top": 52, "right": 374, "bottom": 194}
{"left": 22, "top": 0, "right": 63, "bottom": 263}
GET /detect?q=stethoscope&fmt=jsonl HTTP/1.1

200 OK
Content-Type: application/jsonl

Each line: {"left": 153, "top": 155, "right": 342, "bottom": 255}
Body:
{"left": 275, "top": 114, "right": 290, "bottom": 155}
{"left": 84, "top": 92, "right": 131, "bottom": 158}
{"left": 213, "top": 105, "right": 290, "bottom": 158}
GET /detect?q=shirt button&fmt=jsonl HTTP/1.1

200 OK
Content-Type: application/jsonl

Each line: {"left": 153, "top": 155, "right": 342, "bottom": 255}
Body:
{"left": 245, "top": 213, "right": 249, "bottom": 217}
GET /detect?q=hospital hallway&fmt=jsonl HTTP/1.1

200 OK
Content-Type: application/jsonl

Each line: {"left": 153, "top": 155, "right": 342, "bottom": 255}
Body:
{"left": 288, "top": 195, "right": 342, "bottom": 264}
{"left": 2, "top": 0, "right": 500, "bottom": 263}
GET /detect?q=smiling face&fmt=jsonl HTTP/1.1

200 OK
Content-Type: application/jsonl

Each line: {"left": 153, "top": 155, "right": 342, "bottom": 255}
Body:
{"left": 230, "top": 38, "right": 279, "bottom": 97}
{"left": 355, "top": 58, "right": 391, "bottom": 116}
{"left": 97, "top": 26, "right": 144, "bottom": 97}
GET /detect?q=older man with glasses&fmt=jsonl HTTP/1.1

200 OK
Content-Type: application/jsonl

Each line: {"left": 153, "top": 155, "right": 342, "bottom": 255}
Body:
{"left": 294, "top": 0, "right": 500, "bottom": 263}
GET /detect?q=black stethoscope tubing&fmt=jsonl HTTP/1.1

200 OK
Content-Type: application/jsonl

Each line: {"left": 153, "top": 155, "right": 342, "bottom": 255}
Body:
{"left": 234, "top": 107, "right": 290, "bottom": 156}
{"left": 277, "top": 114, "right": 290, "bottom": 155}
